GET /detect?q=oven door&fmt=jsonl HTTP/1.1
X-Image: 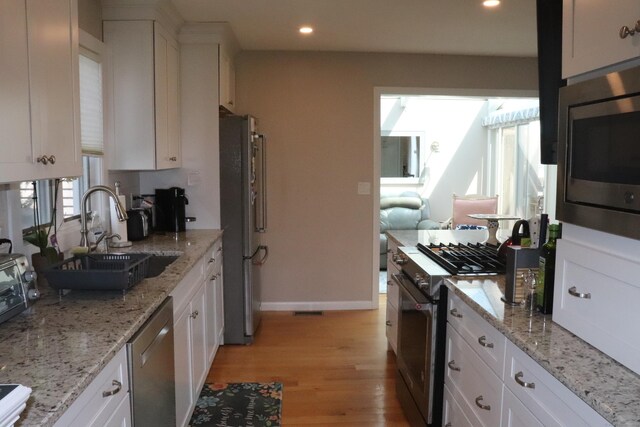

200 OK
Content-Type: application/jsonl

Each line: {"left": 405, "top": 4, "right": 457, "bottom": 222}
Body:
{"left": 393, "top": 272, "right": 437, "bottom": 425}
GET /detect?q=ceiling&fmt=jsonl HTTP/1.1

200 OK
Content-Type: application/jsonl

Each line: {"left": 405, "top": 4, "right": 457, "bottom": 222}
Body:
{"left": 170, "top": 0, "right": 538, "bottom": 57}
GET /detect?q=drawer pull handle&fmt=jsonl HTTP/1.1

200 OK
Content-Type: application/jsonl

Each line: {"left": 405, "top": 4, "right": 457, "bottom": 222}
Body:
{"left": 386, "top": 320, "right": 392, "bottom": 326}
{"left": 445, "top": 424, "right": 452, "bottom": 427}
{"left": 515, "top": 371, "right": 535, "bottom": 389}
{"left": 447, "top": 360, "right": 461, "bottom": 372}
{"left": 449, "top": 308, "right": 463, "bottom": 318}
{"left": 387, "top": 280, "right": 394, "bottom": 287}
{"left": 568, "top": 286, "right": 591, "bottom": 299}
{"left": 475, "top": 395, "right": 491, "bottom": 411}
{"left": 102, "top": 379, "right": 122, "bottom": 397}
{"left": 477, "top": 335, "right": 494, "bottom": 348}
{"left": 209, "top": 258, "right": 215, "bottom": 263}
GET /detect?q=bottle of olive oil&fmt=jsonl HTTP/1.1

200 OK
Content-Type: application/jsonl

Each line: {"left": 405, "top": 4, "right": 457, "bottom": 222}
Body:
{"left": 536, "top": 223, "right": 560, "bottom": 314}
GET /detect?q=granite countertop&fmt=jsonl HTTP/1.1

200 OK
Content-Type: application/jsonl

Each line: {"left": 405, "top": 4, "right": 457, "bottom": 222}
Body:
{"left": 387, "top": 229, "right": 640, "bottom": 425}
{"left": 446, "top": 277, "right": 640, "bottom": 426}
{"left": 0, "top": 229, "right": 223, "bottom": 427}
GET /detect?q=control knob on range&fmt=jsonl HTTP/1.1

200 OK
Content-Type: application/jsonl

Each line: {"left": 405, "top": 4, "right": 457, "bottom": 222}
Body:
{"left": 414, "top": 273, "right": 429, "bottom": 290}
{"left": 393, "top": 253, "right": 408, "bottom": 265}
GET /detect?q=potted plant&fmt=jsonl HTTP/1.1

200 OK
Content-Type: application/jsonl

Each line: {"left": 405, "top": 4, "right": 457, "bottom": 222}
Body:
{"left": 23, "top": 180, "right": 62, "bottom": 275}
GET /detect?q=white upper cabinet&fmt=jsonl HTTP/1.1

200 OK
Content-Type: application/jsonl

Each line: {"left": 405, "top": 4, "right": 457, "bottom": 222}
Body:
{"left": 563, "top": 0, "right": 640, "bottom": 78}
{"left": 104, "top": 20, "right": 181, "bottom": 170}
{"left": 219, "top": 44, "right": 236, "bottom": 113}
{"left": 0, "top": 0, "right": 81, "bottom": 183}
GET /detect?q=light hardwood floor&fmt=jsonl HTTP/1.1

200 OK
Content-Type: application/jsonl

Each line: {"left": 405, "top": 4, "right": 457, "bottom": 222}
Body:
{"left": 206, "top": 294, "right": 410, "bottom": 426}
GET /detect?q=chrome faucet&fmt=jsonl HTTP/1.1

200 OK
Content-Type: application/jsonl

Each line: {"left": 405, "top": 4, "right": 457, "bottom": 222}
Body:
{"left": 80, "top": 185, "right": 128, "bottom": 249}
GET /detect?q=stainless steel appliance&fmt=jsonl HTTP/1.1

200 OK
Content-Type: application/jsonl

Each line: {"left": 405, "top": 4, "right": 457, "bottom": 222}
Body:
{"left": 0, "top": 254, "right": 39, "bottom": 325}
{"left": 154, "top": 187, "right": 189, "bottom": 232}
{"left": 220, "top": 115, "right": 268, "bottom": 344}
{"left": 558, "top": 63, "right": 640, "bottom": 240}
{"left": 127, "top": 297, "right": 175, "bottom": 426}
{"left": 393, "top": 242, "right": 504, "bottom": 426}
{"left": 126, "top": 209, "right": 151, "bottom": 241}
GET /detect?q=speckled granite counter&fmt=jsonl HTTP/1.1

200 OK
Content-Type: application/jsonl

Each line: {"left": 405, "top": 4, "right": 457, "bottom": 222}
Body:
{"left": 446, "top": 276, "right": 640, "bottom": 426}
{"left": 387, "top": 229, "right": 640, "bottom": 425}
{"left": 0, "top": 229, "right": 223, "bottom": 426}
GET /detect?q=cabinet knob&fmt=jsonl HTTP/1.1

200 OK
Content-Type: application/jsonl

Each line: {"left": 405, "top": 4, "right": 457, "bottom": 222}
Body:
{"left": 449, "top": 308, "right": 463, "bottom": 318}
{"left": 568, "top": 286, "right": 591, "bottom": 299}
{"left": 475, "top": 395, "right": 491, "bottom": 411}
{"left": 169, "top": 156, "right": 177, "bottom": 161}
{"left": 36, "top": 156, "right": 49, "bottom": 165}
{"left": 619, "top": 21, "right": 640, "bottom": 39}
{"left": 477, "top": 335, "right": 494, "bottom": 348}
{"left": 102, "top": 379, "right": 122, "bottom": 397}
{"left": 191, "top": 310, "right": 199, "bottom": 319}
{"left": 514, "top": 371, "right": 536, "bottom": 389}
{"left": 48, "top": 155, "right": 56, "bottom": 164}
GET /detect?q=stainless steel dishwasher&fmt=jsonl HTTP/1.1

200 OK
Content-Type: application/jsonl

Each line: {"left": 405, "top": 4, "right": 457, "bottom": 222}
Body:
{"left": 127, "top": 297, "right": 176, "bottom": 426}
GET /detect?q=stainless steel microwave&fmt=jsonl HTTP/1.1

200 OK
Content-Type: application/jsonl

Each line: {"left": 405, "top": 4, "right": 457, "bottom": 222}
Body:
{"left": 557, "top": 65, "right": 640, "bottom": 240}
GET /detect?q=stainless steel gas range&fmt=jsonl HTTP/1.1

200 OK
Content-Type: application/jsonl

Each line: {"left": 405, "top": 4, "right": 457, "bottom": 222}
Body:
{"left": 393, "top": 242, "right": 505, "bottom": 426}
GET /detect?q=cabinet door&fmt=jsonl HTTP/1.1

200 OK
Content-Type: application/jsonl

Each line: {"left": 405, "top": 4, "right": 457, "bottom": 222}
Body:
{"left": 191, "top": 283, "right": 208, "bottom": 396}
{"left": 154, "top": 23, "right": 180, "bottom": 169}
{"left": 174, "top": 307, "right": 194, "bottom": 427}
{"left": 0, "top": 0, "right": 80, "bottom": 183}
{"left": 215, "top": 269, "right": 225, "bottom": 345}
{"left": 0, "top": 0, "right": 32, "bottom": 181}
{"left": 219, "top": 45, "right": 235, "bottom": 112}
{"left": 563, "top": 0, "right": 640, "bottom": 77}
{"left": 205, "top": 272, "right": 218, "bottom": 364}
{"left": 104, "top": 20, "right": 156, "bottom": 170}
{"left": 25, "top": 0, "right": 81, "bottom": 180}
{"left": 103, "top": 392, "right": 132, "bottom": 427}
{"left": 502, "top": 386, "right": 542, "bottom": 427}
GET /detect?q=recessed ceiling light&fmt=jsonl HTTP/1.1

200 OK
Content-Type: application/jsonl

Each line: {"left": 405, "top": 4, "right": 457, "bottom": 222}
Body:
{"left": 299, "top": 26, "right": 314, "bottom": 34}
{"left": 483, "top": 0, "right": 500, "bottom": 7}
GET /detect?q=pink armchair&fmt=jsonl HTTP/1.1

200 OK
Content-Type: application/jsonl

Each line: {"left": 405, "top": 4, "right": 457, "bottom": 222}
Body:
{"left": 449, "top": 194, "right": 499, "bottom": 229}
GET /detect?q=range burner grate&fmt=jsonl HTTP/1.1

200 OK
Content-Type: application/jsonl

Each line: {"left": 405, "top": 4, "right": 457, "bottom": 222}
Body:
{"left": 416, "top": 242, "right": 505, "bottom": 275}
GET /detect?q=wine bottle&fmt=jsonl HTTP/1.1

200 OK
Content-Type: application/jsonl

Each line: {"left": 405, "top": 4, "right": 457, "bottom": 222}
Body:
{"left": 536, "top": 223, "right": 560, "bottom": 314}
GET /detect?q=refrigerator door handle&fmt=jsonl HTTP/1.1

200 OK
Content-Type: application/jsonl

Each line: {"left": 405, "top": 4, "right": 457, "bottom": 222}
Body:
{"left": 250, "top": 245, "right": 269, "bottom": 265}
{"left": 255, "top": 134, "right": 267, "bottom": 233}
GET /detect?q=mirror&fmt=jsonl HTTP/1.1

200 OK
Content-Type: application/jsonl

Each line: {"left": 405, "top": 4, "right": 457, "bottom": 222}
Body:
{"left": 381, "top": 135, "right": 421, "bottom": 178}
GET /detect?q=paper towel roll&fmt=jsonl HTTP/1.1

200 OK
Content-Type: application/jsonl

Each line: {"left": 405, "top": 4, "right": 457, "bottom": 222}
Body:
{"left": 109, "top": 195, "right": 132, "bottom": 247}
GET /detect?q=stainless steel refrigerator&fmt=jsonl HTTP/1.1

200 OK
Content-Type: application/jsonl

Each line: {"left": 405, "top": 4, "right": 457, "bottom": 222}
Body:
{"left": 219, "top": 115, "right": 268, "bottom": 344}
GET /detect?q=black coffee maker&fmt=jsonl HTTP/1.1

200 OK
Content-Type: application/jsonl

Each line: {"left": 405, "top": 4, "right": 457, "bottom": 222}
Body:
{"left": 155, "top": 187, "right": 188, "bottom": 232}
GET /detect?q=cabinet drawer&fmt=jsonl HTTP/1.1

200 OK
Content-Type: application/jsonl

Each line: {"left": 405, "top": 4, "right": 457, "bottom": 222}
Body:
{"left": 502, "top": 386, "right": 542, "bottom": 427}
{"left": 385, "top": 301, "right": 398, "bottom": 353}
{"left": 205, "top": 239, "right": 223, "bottom": 278}
{"left": 448, "top": 291, "right": 506, "bottom": 377}
{"left": 504, "top": 340, "right": 611, "bottom": 427}
{"left": 170, "top": 257, "right": 205, "bottom": 316}
{"left": 443, "top": 383, "right": 476, "bottom": 427}
{"left": 54, "top": 347, "right": 130, "bottom": 427}
{"left": 445, "top": 323, "right": 503, "bottom": 427}
{"left": 553, "top": 239, "right": 640, "bottom": 376}
{"left": 386, "top": 271, "right": 399, "bottom": 310}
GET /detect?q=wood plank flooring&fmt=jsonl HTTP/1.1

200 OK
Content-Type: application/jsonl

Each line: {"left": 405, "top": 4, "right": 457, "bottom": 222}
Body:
{"left": 206, "top": 294, "right": 410, "bottom": 426}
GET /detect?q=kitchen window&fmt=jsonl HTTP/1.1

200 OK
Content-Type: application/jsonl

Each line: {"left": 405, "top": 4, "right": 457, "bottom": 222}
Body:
{"left": 62, "top": 34, "right": 107, "bottom": 221}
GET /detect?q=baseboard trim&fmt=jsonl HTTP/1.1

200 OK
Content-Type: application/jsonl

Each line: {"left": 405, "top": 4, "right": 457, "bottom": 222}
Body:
{"left": 261, "top": 300, "right": 376, "bottom": 311}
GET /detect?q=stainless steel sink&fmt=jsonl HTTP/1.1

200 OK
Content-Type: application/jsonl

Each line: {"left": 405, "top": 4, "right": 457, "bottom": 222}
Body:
{"left": 145, "top": 255, "right": 180, "bottom": 278}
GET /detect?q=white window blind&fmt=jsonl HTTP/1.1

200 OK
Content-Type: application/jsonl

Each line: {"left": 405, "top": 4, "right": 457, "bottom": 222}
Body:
{"left": 79, "top": 54, "right": 103, "bottom": 155}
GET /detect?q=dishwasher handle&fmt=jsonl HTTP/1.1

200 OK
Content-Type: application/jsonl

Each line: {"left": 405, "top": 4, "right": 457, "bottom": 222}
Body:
{"left": 140, "top": 319, "right": 171, "bottom": 367}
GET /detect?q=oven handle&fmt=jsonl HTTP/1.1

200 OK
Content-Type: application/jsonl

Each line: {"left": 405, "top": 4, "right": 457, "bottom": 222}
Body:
{"left": 392, "top": 273, "right": 433, "bottom": 311}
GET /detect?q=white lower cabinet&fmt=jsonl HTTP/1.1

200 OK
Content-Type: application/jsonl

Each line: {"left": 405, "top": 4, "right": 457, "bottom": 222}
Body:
{"left": 54, "top": 346, "right": 131, "bottom": 427}
{"left": 385, "top": 238, "right": 401, "bottom": 353}
{"left": 445, "top": 291, "right": 612, "bottom": 427}
{"left": 172, "top": 239, "right": 224, "bottom": 427}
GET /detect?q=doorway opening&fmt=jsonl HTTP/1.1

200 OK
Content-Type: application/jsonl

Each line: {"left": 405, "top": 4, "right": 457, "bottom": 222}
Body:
{"left": 373, "top": 89, "right": 556, "bottom": 296}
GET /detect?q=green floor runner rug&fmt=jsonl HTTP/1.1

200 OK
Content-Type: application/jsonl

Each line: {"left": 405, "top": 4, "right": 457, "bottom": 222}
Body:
{"left": 189, "top": 382, "right": 282, "bottom": 427}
